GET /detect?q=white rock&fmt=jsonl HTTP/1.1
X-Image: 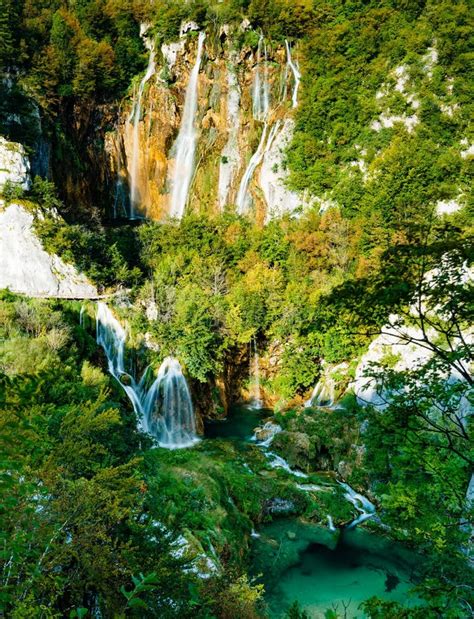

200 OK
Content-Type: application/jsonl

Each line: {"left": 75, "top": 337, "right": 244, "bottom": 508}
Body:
{"left": 161, "top": 40, "right": 185, "bottom": 69}
{"left": 218, "top": 64, "right": 241, "bottom": 209}
{"left": 436, "top": 197, "right": 462, "bottom": 215}
{"left": 460, "top": 139, "right": 474, "bottom": 159}
{"left": 371, "top": 113, "right": 418, "bottom": 133}
{"left": 0, "top": 137, "right": 30, "bottom": 190}
{"left": 180, "top": 21, "right": 199, "bottom": 37}
{"left": 0, "top": 202, "right": 98, "bottom": 298}
{"left": 423, "top": 45, "right": 438, "bottom": 78}
{"left": 260, "top": 119, "right": 302, "bottom": 221}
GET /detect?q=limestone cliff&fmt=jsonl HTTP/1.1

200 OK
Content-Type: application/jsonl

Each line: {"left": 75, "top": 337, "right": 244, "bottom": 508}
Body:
{"left": 0, "top": 194, "right": 97, "bottom": 300}
{"left": 107, "top": 25, "right": 303, "bottom": 222}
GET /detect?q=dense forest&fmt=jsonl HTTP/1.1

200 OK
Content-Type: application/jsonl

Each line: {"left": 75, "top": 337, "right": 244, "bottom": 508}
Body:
{"left": 0, "top": 1, "right": 472, "bottom": 618}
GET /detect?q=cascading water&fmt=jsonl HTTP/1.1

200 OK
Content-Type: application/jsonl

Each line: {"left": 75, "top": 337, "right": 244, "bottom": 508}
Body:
{"left": 235, "top": 123, "right": 269, "bottom": 214}
{"left": 338, "top": 482, "right": 376, "bottom": 529}
{"left": 252, "top": 35, "right": 270, "bottom": 121}
{"left": 169, "top": 31, "right": 206, "bottom": 220}
{"left": 305, "top": 377, "right": 335, "bottom": 408}
{"left": 249, "top": 337, "right": 263, "bottom": 409}
{"left": 285, "top": 40, "right": 301, "bottom": 108}
{"left": 143, "top": 357, "right": 199, "bottom": 449}
{"left": 236, "top": 37, "right": 273, "bottom": 215}
{"left": 128, "top": 25, "right": 156, "bottom": 218}
{"left": 96, "top": 303, "right": 199, "bottom": 448}
{"left": 79, "top": 304, "right": 86, "bottom": 328}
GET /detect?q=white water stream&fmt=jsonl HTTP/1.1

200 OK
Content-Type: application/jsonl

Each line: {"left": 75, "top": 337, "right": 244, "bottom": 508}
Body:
{"left": 169, "top": 31, "right": 206, "bottom": 219}
{"left": 235, "top": 123, "right": 269, "bottom": 214}
{"left": 252, "top": 35, "right": 270, "bottom": 121}
{"left": 218, "top": 63, "right": 241, "bottom": 209}
{"left": 285, "top": 40, "right": 301, "bottom": 108}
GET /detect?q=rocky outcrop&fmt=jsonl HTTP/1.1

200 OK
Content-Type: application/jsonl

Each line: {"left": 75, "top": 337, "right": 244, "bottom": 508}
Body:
{"left": 0, "top": 202, "right": 98, "bottom": 298}
{"left": 0, "top": 137, "right": 30, "bottom": 190}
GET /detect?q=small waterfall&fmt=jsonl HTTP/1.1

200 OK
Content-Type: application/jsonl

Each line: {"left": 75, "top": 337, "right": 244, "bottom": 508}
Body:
{"left": 96, "top": 303, "right": 198, "bottom": 448}
{"left": 252, "top": 420, "right": 308, "bottom": 477}
{"left": 252, "top": 35, "right": 270, "bottom": 121}
{"left": 218, "top": 64, "right": 241, "bottom": 209}
{"left": 249, "top": 337, "right": 263, "bottom": 409}
{"left": 79, "top": 305, "right": 86, "bottom": 328}
{"left": 327, "top": 515, "right": 337, "bottom": 532}
{"left": 169, "top": 31, "right": 206, "bottom": 219}
{"left": 305, "top": 377, "right": 335, "bottom": 408}
{"left": 285, "top": 40, "right": 301, "bottom": 108}
{"left": 144, "top": 357, "right": 199, "bottom": 449}
{"left": 338, "top": 482, "right": 376, "bottom": 529}
{"left": 235, "top": 123, "right": 269, "bottom": 214}
{"left": 128, "top": 25, "right": 156, "bottom": 218}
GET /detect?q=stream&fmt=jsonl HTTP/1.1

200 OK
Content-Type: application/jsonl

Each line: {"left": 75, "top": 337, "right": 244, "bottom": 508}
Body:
{"left": 204, "top": 405, "right": 425, "bottom": 618}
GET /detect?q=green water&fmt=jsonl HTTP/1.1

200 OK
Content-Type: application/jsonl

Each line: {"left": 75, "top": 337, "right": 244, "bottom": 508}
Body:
{"left": 204, "top": 404, "right": 269, "bottom": 441}
{"left": 205, "top": 408, "right": 424, "bottom": 617}
{"left": 251, "top": 520, "right": 423, "bottom": 618}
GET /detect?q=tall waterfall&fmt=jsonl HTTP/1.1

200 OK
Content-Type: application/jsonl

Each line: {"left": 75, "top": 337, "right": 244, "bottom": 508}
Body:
{"left": 169, "top": 31, "right": 206, "bottom": 219}
{"left": 252, "top": 35, "right": 270, "bottom": 121}
{"left": 96, "top": 302, "right": 199, "bottom": 448}
{"left": 285, "top": 40, "right": 300, "bottom": 108}
{"left": 128, "top": 25, "right": 156, "bottom": 218}
{"left": 236, "top": 35, "right": 273, "bottom": 214}
{"left": 249, "top": 337, "right": 263, "bottom": 409}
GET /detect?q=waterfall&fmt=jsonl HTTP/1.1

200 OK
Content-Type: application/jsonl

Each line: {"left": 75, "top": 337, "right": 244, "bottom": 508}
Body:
{"left": 79, "top": 305, "right": 85, "bottom": 328}
{"left": 338, "top": 482, "right": 376, "bottom": 529}
{"left": 143, "top": 357, "right": 199, "bottom": 448}
{"left": 235, "top": 123, "right": 269, "bottom": 214}
{"left": 96, "top": 303, "right": 199, "bottom": 448}
{"left": 218, "top": 63, "right": 241, "bottom": 209}
{"left": 169, "top": 31, "right": 206, "bottom": 220}
{"left": 305, "top": 377, "right": 335, "bottom": 408}
{"left": 252, "top": 35, "right": 270, "bottom": 121}
{"left": 327, "top": 515, "right": 337, "bottom": 532}
{"left": 249, "top": 337, "right": 263, "bottom": 409}
{"left": 285, "top": 40, "right": 301, "bottom": 108}
{"left": 128, "top": 25, "right": 156, "bottom": 218}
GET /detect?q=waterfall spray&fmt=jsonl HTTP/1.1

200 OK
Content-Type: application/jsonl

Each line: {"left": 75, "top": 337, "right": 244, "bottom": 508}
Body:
{"left": 169, "top": 31, "right": 206, "bottom": 219}
{"left": 128, "top": 25, "right": 156, "bottom": 218}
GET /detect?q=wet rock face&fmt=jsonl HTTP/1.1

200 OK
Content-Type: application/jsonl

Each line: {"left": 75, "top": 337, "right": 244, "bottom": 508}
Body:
{"left": 107, "top": 29, "right": 303, "bottom": 222}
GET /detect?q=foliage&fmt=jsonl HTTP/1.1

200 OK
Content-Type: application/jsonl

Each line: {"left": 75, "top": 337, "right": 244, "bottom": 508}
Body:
{"left": 0, "top": 295, "right": 194, "bottom": 616}
{"left": 0, "top": 179, "right": 25, "bottom": 203}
